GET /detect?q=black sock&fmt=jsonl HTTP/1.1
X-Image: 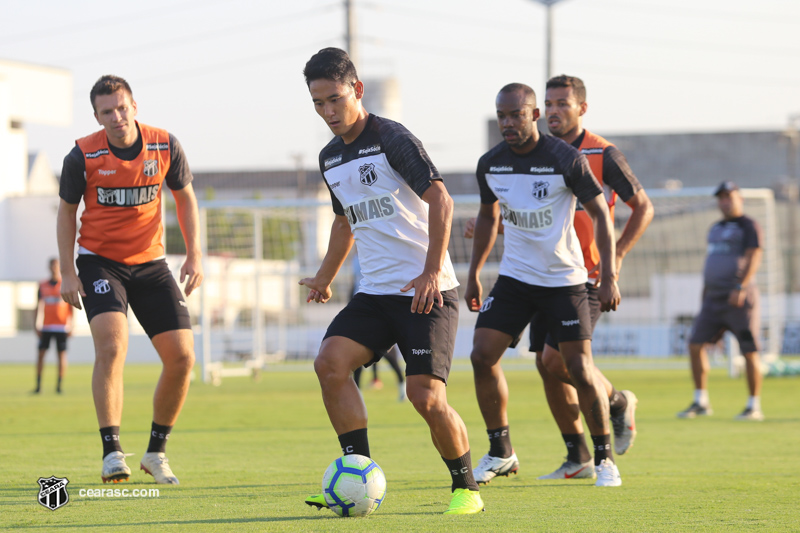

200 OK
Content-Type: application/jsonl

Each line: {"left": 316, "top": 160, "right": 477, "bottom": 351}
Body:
{"left": 487, "top": 426, "right": 512, "bottom": 458}
{"left": 147, "top": 422, "right": 173, "bottom": 454}
{"left": 608, "top": 388, "right": 628, "bottom": 418}
{"left": 100, "top": 426, "right": 123, "bottom": 458}
{"left": 338, "top": 428, "right": 370, "bottom": 457}
{"left": 443, "top": 451, "right": 479, "bottom": 492}
{"left": 591, "top": 434, "right": 613, "bottom": 465}
{"left": 562, "top": 433, "right": 592, "bottom": 464}
{"left": 56, "top": 376, "right": 62, "bottom": 393}
{"left": 35, "top": 375, "right": 41, "bottom": 392}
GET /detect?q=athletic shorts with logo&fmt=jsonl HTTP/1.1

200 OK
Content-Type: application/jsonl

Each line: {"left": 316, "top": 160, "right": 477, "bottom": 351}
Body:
{"left": 76, "top": 254, "right": 191, "bottom": 339}
{"left": 324, "top": 289, "right": 458, "bottom": 384}
{"left": 689, "top": 288, "right": 761, "bottom": 353}
{"left": 528, "top": 282, "right": 602, "bottom": 352}
{"left": 38, "top": 332, "right": 68, "bottom": 352}
{"left": 476, "top": 275, "right": 592, "bottom": 347}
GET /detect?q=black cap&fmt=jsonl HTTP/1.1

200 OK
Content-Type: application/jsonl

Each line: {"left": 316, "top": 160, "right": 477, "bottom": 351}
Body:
{"left": 713, "top": 181, "right": 739, "bottom": 196}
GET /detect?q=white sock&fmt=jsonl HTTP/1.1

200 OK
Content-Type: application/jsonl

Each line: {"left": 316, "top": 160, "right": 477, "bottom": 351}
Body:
{"left": 694, "top": 389, "right": 709, "bottom": 407}
{"left": 747, "top": 396, "right": 760, "bottom": 411}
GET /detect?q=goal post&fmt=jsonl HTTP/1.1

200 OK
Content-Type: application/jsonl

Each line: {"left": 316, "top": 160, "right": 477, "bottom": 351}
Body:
{"left": 196, "top": 188, "right": 785, "bottom": 384}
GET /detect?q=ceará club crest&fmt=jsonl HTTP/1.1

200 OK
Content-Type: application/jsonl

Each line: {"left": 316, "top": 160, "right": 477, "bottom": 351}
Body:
{"left": 531, "top": 180, "right": 549, "bottom": 200}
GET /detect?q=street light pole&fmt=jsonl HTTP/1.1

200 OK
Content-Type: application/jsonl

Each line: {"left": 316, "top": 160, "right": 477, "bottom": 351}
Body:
{"left": 532, "top": 0, "right": 569, "bottom": 81}
{"left": 345, "top": 0, "right": 359, "bottom": 67}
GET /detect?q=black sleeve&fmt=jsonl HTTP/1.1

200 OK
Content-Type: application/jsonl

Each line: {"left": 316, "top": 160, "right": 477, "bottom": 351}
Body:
{"left": 564, "top": 152, "right": 603, "bottom": 205}
{"left": 382, "top": 124, "right": 440, "bottom": 198}
{"left": 602, "top": 145, "right": 642, "bottom": 203}
{"left": 58, "top": 145, "right": 86, "bottom": 204}
{"left": 476, "top": 156, "right": 497, "bottom": 205}
{"left": 742, "top": 217, "right": 761, "bottom": 249}
{"left": 165, "top": 134, "right": 193, "bottom": 191}
{"left": 318, "top": 154, "right": 345, "bottom": 216}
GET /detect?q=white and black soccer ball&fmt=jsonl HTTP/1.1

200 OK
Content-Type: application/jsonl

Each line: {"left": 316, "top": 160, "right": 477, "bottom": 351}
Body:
{"left": 322, "top": 454, "right": 386, "bottom": 517}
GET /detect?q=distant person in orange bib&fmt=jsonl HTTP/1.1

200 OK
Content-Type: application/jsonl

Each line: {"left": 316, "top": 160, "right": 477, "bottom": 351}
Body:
{"left": 34, "top": 258, "right": 73, "bottom": 394}
{"left": 57, "top": 75, "right": 203, "bottom": 485}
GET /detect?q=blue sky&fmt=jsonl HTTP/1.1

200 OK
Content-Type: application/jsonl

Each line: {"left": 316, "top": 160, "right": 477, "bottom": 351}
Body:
{"left": 3, "top": 0, "right": 799, "bottom": 173}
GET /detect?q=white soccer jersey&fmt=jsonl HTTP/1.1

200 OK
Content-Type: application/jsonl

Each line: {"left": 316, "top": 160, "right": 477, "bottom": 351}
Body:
{"left": 319, "top": 114, "right": 459, "bottom": 296}
{"left": 477, "top": 135, "right": 603, "bottom": 287}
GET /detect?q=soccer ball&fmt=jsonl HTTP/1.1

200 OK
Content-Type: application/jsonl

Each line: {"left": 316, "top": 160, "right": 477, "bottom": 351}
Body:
{"left": 322, "top": 454, "right": 386, "bottom": 517}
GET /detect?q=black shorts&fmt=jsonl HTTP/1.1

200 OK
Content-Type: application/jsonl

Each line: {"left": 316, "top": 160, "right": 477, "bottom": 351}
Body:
{"left": 475, "top": 275, "right": 592, "bottom": 348}
{"left": 76, "top": 254, "right": 191, "bottom": 339}
{"left": 324, "top": 289, "right": 459, "bottom": 384}
{"left": 529, "top": 283, "right": 602, "bottom": 352}
{"left": 39, "top": 331, "right": 68, "bottom": 352}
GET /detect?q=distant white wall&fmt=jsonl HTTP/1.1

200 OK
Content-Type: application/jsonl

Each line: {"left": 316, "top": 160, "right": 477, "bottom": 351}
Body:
{"left": 0, "top": 195, "right": 62, "bottom": 280}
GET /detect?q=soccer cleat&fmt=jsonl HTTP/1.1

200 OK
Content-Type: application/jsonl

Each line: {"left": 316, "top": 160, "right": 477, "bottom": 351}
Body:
{"left": 140, "top": 452, "right": 179, "bottom": 484}
{"left": 443, "top": 488, "right": 485, "bottom": 515}
{"left": 677, "top": 402, "right": 713, "bottom": 418}
{"left": 594, "top": 458, "right": 622, "bottom": 487}
{"left": 305, "top": 493, "right": 329, "bottom": 509}
{"left": 473, "top": 452, "right": 519, "bottom": 484}
{"left": 538, "top": 458, "right": 595, "bottom": 480}
{"left": 370, "top": 378, "right": 384, "bottom": 390}
{"left": 735, "top": 407, "right": 764, "bottom": 421}
{"left": 611, "top": 390, "right": 638, "bottom": 455}
{"left": 101, "top": 451, "right": 132, "bottom": 483}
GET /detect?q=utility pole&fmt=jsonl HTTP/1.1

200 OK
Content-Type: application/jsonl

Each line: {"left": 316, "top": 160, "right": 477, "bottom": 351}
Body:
{"left": 345, "top": 0, "right": 359, "bottom": 67}
{"left": 531, "top": 0, "right": 569, "bottom": 81}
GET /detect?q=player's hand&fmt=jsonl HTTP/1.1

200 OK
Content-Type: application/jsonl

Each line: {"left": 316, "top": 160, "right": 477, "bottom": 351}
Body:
{"left": 599, "top": 279, "right": 621, "bottom": 312}
{"left": 464, "top": 217, "right": 477, "bottom": 239}
{"left": 464, "top": 278, "right": 483, "bottom": 312}
{"left": 728, "top": 288, "right": 745, "bottom": 308}
{"left": 60, "top": 272, "right": 85, "bottom": 310}
{"left": 400, "top": 271, "right": 442, "bottom": 314}
{"left": 299, "top": 277, "right": 332, "bottom": 303}
{"left": 35, "top": 329, "right": 42, "bottom": 339}
{"left": 180, "top": 255, "right": 204, "bottom": 296}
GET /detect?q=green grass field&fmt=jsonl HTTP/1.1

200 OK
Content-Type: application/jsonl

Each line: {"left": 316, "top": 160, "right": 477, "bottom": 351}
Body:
{"left": 2, "top": 360, "right": 799, "bottom": 532}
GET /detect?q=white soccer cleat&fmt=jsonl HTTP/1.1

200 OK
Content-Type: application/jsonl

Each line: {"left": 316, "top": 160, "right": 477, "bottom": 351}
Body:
{"left": 595, "top": 458, "right": 622, "bottom": 487}
{"left": 735, "top": 407, "right": 764, "bottom": 421}
{"left": 101, "top": 451, "right": 132, "bottom": 483}
{"left": 473, "top": 452, "right": 519, "bottom": 484}
{"left": 538, "top": 458, "right": 595, "bottom": 480}
{"left": 140, "top": 452, "right": 179, "bottom": 484}
{"left": 611, "top": 390, "right": 638, "bottom": 455}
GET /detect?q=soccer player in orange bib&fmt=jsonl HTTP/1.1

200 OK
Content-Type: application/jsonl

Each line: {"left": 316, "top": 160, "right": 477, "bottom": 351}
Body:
{"left": 34, "top": 258, "right": 73, "bottom": 394}
{"left": 57, "top": 75, "right": 203, "bottom": 485}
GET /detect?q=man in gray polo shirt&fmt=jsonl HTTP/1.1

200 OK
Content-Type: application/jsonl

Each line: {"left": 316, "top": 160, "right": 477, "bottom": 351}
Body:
{"left": 678, "top": 181, "right": 764, "bottom": 421}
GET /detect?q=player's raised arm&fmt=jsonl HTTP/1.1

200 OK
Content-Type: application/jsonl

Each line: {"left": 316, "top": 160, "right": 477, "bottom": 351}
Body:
{"left": 400, "top": 180, "right": 452, "bottom": 314}
{"left": 582, "top": 194, "right": 620, "bottom": 311}
{"left": 300, "top": 214, "right": 354, "bottom": 303}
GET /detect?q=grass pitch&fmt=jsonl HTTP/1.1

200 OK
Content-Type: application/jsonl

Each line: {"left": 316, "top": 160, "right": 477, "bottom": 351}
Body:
{"left": 1, "top": 359, "right": 799, "bottom": 532}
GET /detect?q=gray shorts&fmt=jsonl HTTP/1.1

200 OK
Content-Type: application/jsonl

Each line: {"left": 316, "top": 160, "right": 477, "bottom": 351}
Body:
{"left": 689, "top": 288, "right": 761, "bottom": 353}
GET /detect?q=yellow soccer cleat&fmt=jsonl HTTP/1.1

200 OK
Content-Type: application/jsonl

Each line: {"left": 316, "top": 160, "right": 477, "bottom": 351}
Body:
{"left": 444, "top": 488, "right": 485, "bottom": 515}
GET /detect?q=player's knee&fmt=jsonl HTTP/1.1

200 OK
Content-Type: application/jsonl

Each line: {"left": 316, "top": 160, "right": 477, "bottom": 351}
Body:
{"left": 566, "top": 359, "right": 592, "bottom": 387}
{"left": 313, "top": 350, "right": 347, "bottom": 383}
{"left": 470, "top": 346, "right": 498, "bottom": 371}
{"left": 406, "top": 385, "right": 442, "bottom": 417}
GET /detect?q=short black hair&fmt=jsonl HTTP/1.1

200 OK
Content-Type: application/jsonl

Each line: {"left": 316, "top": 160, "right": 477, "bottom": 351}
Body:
{"left": 90, "top": 75, "right": 133, "bottom": 111}
{"left": 497, "top": 83, "right": 536, "bottom": 107}
{"left": 546, "top": 75, "right": 586, "bottom": 104}
{"left": 303, "top": 47, "right": 359, "bottom": 87}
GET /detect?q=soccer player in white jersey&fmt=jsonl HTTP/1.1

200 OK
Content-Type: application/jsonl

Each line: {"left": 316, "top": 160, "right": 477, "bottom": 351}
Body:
{"left": 467, "top": 83, "right": 624, "bottom": 487}
{"left": 300, "top": 47, "right": 484, "bottom": 515}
